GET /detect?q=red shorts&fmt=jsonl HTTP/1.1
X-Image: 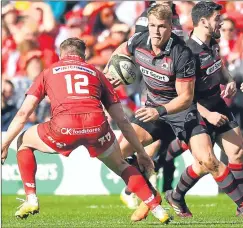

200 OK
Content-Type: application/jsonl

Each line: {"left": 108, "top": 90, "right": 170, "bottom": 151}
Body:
{"left": 37, "top": 112, "right": 115, "bottom": 157}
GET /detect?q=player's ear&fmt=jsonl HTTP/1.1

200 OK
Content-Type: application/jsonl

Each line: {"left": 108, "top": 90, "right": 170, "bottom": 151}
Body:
{"left": 200, "top": 17, "right": 208, "bottom": 28}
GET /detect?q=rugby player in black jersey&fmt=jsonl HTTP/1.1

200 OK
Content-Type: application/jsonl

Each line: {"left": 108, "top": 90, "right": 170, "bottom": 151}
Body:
{"left": 104, "top": 4, "right": 243, "bottom": 220}
{"left": 120, "top": 0, "right": 184, "bottom": 214}
{"left": 136, "top": 1, "right": 184, "bottom": 39}
{"left": 164, "top": 1, "right": 243, "bottom": 217}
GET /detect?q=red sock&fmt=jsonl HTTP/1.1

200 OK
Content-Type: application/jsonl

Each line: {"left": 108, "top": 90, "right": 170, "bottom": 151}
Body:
{"left": 214, "top": 167, "right": 243, "bottom": 207}
{"left": 121, "top": 166, "right": 159, "bottom": 209}
{"left": 17, "top": 148, "right": 37, "bottom": 195}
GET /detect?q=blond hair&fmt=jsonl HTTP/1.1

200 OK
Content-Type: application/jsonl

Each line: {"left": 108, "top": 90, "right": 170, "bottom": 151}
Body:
{"left": 148, "top": 4, "right": 172, "bottom": 24}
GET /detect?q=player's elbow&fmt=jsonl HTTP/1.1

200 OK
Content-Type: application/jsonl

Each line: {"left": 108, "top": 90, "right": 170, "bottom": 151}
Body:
{"left": 16, "top": 110, "right": 30, "bottom": 123}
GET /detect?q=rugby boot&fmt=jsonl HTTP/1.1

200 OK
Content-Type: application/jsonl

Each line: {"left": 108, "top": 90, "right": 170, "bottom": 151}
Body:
{"left": 165, "top": 190, "right": 192, "bottom": 217}
{"left": 151, "top": 204, "right": 171, "bottom": 224}
{"left": 120, "top": 188, "right": 139, "bottom": 209}
{"left": 15, "top": 194, "right": 39, "bottom": 219}
{"left": 236, "top": 206, "right": 243, "bottom": 217}
{"left": 131, "top": 191, "right": 162, "bottom": 221}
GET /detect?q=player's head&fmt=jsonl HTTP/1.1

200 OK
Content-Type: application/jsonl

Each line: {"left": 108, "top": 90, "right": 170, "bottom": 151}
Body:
{"left": 155, "top": 1, "right": 173, "bottom": 8}
{"left": 148, "top": 4, "right": 172, "bottom": 48}
{"left": 60, "top": 38, "right": 86, "bottom": 59}
{"left": 191, "top": 1, "right": 223, "bottom": 39}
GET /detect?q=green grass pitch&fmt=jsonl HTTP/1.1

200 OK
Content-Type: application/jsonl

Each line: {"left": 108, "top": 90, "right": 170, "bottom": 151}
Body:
{"left": 2, "top": 194, "right": 243, "bottom": 228}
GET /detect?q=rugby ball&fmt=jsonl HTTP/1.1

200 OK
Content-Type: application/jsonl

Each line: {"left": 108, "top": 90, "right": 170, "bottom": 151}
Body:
{"left": 108, "top": 54, "right": 137, "bottom": 85}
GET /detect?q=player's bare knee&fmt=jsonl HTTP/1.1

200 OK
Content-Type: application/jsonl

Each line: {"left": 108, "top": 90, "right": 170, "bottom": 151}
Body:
{"left": 229, "top": 147, "right": 243, "bottom": 163}
{"left": 192, "top": 162, "right": 208, "bottom": 176}
{"left": 201, "top": 155, "right": 220, "bottom": 175}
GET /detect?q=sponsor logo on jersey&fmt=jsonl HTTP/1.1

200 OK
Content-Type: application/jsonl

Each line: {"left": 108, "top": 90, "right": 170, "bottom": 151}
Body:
{"left": 128, "top": 32, "right": 141, "bottom": 46}
{"left": 136, "top": 51, "right": 152, "bottom": 65}
{"left": 161, "top": 62, "right": 169, "bottom": 70}
{"left": 61, "top": 127, "right": 101, "bottom": 135}
{"left": 165, "top": 38, "right": 173, "bottom": 52}
{"left": 47, "top": 136, "right": 66, "bottom": 148}
{"left": 184, "top": 60, "right": 195, "bottom": 77}
{"left": 136, "top": 17, "right": 148, "bottom": 27}
{"left": 53, "top": 65, "right": 96, "bottom": 76}
{"left": 206, "top": 60, "right": 222, "bottom": 75}
{"left": 200, "top": 54, "right": 212, "bottom": 64}
{"left": 140, "top": 66, "right": 169, "bottom": 82}
{"left": 154, "top": 59, "right": 172, "bottom": 71}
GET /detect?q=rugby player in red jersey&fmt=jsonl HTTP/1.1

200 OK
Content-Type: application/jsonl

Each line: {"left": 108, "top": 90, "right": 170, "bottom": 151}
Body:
{"left": 1, "top": 38, "right": 170, "bottom": 224}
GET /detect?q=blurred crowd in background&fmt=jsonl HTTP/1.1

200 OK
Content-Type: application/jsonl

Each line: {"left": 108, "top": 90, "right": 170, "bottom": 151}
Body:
{"left": 2, "top": 1, "right": 243, "bottom": 133}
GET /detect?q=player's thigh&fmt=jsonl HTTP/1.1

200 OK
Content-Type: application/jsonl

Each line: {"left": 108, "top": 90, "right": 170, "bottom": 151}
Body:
{"left": 120, "top": 122, "right": 154, "bottom": 158}
{"left": 98, "top": 139, "right": 129, "bottom": 176}
{"left": 19, "top": 124, "right": 56, "bottom": 153}
{"left": 216, "top": 127, "right": 243, "bottom": 163}
{"left": 189, "top": 133, "right": 218, "bottom": 167}
{"left": 144, "top": 140, "right": 161, "bottom": 157}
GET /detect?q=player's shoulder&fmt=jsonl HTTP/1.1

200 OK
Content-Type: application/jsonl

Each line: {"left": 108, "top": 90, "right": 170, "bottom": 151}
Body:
{"left": 171, "top": 34, "right": 191, "bottom": 55}
{"left": 128, "top": 31, "right": 148, "bottom": 47}
{"left": 186, "top": 37, "right": 202, "bottom": 55}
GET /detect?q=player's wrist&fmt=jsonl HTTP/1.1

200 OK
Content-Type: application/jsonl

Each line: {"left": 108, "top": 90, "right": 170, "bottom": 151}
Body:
{"left": 155, "top": 106, "right": 167, "bottom": 117}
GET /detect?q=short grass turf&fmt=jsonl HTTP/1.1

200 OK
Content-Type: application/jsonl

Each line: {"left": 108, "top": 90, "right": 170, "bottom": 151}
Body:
{"left": 2, "top": 194, "right": 243, "bottom": 228}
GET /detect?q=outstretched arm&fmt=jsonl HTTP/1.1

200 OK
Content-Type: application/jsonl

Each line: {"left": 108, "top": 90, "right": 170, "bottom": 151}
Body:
{"left": 107, "top": 103, "right": 154, "bottom": 173}
{"left": 1, "top": 95, "right": 40, "bottom": 164}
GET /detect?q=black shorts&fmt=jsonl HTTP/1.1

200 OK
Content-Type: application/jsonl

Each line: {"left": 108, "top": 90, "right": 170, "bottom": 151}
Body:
{"left": 203, "top": 98, "right": 238, "bottom": 142}
{"left": 132, "top": 103, "right": 208, "bottom": 144}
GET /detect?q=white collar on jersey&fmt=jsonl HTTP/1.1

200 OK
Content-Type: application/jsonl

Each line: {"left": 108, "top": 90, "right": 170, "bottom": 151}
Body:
{"left": 147, "top": 36, "right": 151, "bottom": 46}
{"left": 191, "top": 34, "right": 204, "bottom": 45}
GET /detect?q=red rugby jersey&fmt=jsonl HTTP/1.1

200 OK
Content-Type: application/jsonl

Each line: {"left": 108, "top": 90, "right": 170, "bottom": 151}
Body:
{"left": 27, "top": 55, "right": 120, "bottom": 116}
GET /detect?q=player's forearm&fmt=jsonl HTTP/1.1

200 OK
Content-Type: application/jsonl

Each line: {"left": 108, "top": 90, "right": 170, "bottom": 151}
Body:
{"left": 220, "top": 67, "right": 234, "bottom": 85}
{"left": 108, "top": 103, "right": 145, "bottom": 154}
{"left": 103, "top": 42, "right": 129, "bottom": 74}
{"left": 3, "top": 111, "right": 29, "bottom": 146}
{"left": 197, "top": 103, "right": 211, "bottom": 119}
{"left": 117, "top": 119, "right": 145, "bottom": 155}
{"left": 163, "top": 93, "right": 193, "bottom": 114}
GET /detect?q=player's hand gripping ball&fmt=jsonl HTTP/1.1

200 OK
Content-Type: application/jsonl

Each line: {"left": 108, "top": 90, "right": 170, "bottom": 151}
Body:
{"left": 108, "top": 54, "right": 137, "bottom": 85}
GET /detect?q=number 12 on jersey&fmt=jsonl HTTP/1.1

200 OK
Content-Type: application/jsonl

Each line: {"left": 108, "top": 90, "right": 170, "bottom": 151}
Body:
{"left": 64, "top": 74, "right": 89, "bottom": 94}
